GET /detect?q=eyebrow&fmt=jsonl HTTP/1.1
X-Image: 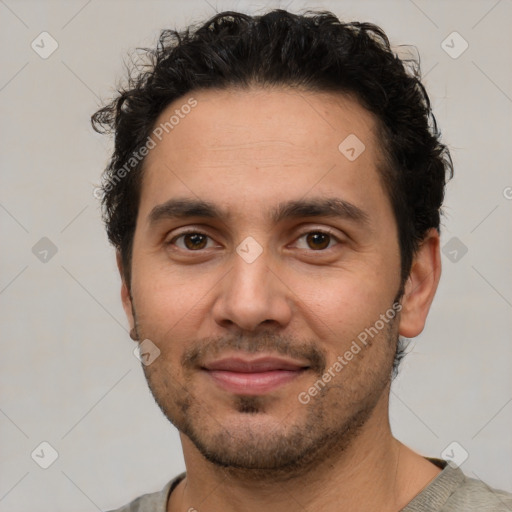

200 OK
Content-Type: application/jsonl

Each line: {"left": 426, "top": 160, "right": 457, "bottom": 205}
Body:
{"left": 148, "top": 196, "right": 370, "bottom": 227}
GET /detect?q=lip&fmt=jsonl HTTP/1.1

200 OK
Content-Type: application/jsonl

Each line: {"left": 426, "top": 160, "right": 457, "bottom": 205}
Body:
{"left": 202, "top": 356, "right": 309, "bottom": 395}
{"left": 203, "top": 356, "right": 308, "bottom": 373}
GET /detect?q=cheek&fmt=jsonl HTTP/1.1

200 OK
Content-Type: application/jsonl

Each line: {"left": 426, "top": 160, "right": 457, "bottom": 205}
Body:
{"left": 295, "top": 260, "right": 399, "bottom": 336}
{"left": 131, "top": 261, "right": 220, "bottom": 345}
{"left": 305, "top": 274, "right": 399, "bottom": 383}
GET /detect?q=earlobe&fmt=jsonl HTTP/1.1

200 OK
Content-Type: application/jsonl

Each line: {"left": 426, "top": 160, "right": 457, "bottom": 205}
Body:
{"left": 398, "top": 228, "right": 442, "bottom": 338}
{"left": 116, "top": 251, "right": 136, "bottom": 334}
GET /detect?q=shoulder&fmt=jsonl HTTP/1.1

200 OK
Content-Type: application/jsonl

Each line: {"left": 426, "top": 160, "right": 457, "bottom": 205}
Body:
{"left": 444, "top": 472, "right": 512, "bottom": 511}
{"left": 106, "top": 473, "right": 186, "bottom": 512}
{"left": 403, "top": 459, "right": 512, "bottom": 512}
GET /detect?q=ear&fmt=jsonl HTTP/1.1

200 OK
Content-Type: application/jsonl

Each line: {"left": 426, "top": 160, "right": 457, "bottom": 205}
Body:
{"left": 116, "top": 251, "right": 135, "bottom": 332}
{"left": 398, "top": 228, "right": 442, "bottom": 338}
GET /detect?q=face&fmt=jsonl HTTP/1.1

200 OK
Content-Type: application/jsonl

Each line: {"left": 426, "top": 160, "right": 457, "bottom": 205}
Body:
{"left": 121, "top": 87, "right": 424, "bottom": 474}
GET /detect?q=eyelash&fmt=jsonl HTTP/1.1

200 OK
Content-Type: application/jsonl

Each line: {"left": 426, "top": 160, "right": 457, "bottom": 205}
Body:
{"left": 167, "top": 228, "right": 342, "bottom": 252}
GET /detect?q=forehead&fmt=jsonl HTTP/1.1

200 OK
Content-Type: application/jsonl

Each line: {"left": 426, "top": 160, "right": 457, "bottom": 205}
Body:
{"left": 138, "top": 87, "right": 389, "bottom": 225}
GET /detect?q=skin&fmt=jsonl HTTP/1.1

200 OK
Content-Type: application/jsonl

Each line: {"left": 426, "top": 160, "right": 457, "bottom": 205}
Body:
{"left": 118, "top": 87, "right": 443, "bottom": 512}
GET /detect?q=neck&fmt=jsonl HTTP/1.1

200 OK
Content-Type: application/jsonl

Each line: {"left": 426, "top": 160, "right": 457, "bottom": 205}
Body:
{"left": 168, "top": 395, "right": 441, "bottom": 512}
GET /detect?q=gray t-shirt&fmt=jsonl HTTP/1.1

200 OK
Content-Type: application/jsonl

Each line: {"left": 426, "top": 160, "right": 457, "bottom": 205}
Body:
{"left": 108, "top": 458, "right": 512, "bottom": 511}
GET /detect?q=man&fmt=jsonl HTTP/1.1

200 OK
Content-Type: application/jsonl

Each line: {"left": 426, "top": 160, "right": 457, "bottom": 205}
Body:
{"left": 92, "top": 9, "right": 512, "bottom": 512}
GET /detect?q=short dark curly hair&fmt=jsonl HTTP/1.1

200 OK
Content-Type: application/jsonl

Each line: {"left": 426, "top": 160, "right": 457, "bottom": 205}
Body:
{"left": 92, "top": 10, "right": 453, "bottom": 375}
{"left": 92, "top": 9, "right": 452, "bottom": 286}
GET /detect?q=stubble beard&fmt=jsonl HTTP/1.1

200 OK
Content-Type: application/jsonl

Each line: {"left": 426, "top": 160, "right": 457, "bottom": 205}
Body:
{"left": 137, "top": 319, "right": 398, "bottom": 481}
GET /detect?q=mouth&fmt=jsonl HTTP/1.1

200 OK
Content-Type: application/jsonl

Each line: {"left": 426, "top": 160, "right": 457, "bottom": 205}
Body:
{"left": 201, "top": 355, "right": 310, "bottom": 395}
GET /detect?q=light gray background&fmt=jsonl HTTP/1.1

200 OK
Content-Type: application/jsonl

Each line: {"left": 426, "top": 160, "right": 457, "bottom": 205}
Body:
{"left": 1, "top": 0, "right": 511, "bottom": 510}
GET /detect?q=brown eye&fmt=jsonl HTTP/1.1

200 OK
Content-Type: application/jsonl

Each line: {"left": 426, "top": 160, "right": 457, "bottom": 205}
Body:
{"left": 170, "top": 232, "right": 213, "bottom": 250}
{"left": 306, "top": 232, "right": 331, "bottom": 250}
{"left": 183, "top": 233, "right": 208, "bottom": 250}
{"left": 293, "top": 230, "right": 340, "bottom": 251}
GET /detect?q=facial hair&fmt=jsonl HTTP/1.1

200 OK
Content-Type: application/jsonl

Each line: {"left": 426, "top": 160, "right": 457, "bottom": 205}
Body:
{"left": 132, "top": 309, "right": 399, "bottom": 481}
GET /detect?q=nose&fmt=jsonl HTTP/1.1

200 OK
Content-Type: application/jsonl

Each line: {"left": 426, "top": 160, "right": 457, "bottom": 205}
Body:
{"left": 211, "top": 247, "right": 293, "bottom": 333}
